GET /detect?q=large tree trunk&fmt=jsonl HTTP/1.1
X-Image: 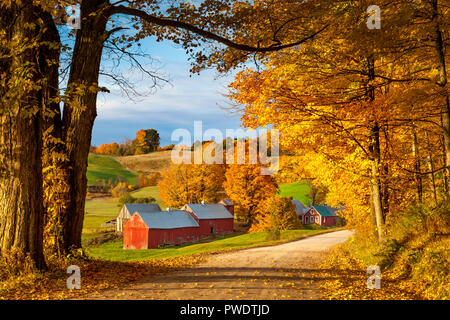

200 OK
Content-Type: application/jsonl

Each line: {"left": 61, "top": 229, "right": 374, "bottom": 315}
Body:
{"left": 412, "top": 128, "right": 423, "bottom": 203}
{"left": 0, "top": 3, "right": 56, "bottom": 269}
{"left": 40, "top": 13, "right": 65, "bottom": 258}
{"left": 425, "top": 132, "right": 438, "bottom": 205}
{"left": 441, "top": 100, "right": 450, "bottom": 197}
{"left": 431, "top": 0, "right": 450, "bottom": 197}
{"left": 60, "top": 0, "right": 110, "bottom": 252}
{"left": 366, "top": 56, "right": 385, "bottom": 241}
{"left": 368, "top": 123, "right": 385, "bottom": 241}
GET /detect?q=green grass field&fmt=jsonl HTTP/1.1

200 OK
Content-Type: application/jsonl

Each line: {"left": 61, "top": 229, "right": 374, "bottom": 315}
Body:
{"left": 87, "top": 153, "right": 139, "bottom": 186}
{"left": 86, "top": 228, "right": 337, "bottom": 261}
{"left": 130, "top": 186, "right": 164, "bottom": 207}
{"left": 278, "top": 181, "right": 312, "bottom": 205}
{"left": 82, "top": 186, "right": 163, "bottom": 236}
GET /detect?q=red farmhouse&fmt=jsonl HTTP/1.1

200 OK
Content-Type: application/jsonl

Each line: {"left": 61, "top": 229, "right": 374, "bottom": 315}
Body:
{"left": 123, "top": 201, "right": 234, "bottom": 249}
{"left": 302, "top": 205, "right": 337, "bottom": 226}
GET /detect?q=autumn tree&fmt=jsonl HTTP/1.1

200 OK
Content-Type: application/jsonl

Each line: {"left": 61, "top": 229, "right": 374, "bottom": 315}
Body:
{"left": 0, "top": 1, "right": 61, "bottom": 268}
{"left": 308, "top": 183, "right": 328, "bottom": 206}
{"left": 135, "top": 129, "right": 160, "bottom": 154}
{"left": 223, "top": 163, "right": 278, "bottom": 224}
{"left": 228, "top": 0, "right": 449, "bottom": 241}
{"left": 158, "top": 163, "right": 226, "bottom": 208}
{"left": 0, "top": 0, "right": 341, "bottom": 267}
{"left": 250, "top": 196, "right": 301, "bottom": 233}
{"left": 95, "top": 142, "right": 120, "bottom": 155}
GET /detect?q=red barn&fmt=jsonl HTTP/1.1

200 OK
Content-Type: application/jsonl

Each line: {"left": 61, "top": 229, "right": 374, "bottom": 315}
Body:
{"left": 303, "top": 205, "right": 337, "bottom": 227}
{"left": 182, "top": 203, "right": 234, "bottom": 237}
{"left": 123, "top": 210, "right": 200, "bottom": 249}
{"left": 123, "top": 201, "right": 235, "bottom": 249}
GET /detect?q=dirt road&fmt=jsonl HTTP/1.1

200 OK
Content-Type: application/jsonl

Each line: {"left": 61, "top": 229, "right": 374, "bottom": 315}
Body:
{"left": 86, "top": 230, "right": 353, "bottom": 300}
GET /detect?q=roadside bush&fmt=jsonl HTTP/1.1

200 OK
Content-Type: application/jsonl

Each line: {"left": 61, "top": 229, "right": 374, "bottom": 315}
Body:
{"left": 335, "top": 216, "right": 347, "bottom": 227}
{"left": 250, "top": 196, "right": 301, "bottom": 233}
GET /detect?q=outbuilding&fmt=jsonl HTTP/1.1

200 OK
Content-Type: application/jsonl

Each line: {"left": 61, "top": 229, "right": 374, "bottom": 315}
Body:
{"left": 116, "top": 203, "right": 161, "bottom": 232}
{"left": 123, "top": 210, "right": 200, "bottom": 249}
{"left": 182, "top": 203, "right": 234, "bottom": 237}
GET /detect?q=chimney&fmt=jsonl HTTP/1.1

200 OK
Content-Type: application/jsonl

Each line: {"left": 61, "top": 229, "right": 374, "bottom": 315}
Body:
{"left": 201, "top": 200, "right": 205, "bottom": 205}
{"left": 166, "top": 207, "right": 170, "bottom": 212}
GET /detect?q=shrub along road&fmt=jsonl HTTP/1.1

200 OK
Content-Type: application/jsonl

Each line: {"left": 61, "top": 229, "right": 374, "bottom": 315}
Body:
{"left": 83, "top": 230, "right": 353, "bottom": 300}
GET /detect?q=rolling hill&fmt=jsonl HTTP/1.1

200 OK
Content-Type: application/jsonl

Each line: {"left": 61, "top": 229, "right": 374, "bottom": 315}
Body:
{"left": 87, "top": 154, "right": 139, "bottom": 186}
{"left": 114, "top": 151, "right": 172, "bottom": 174}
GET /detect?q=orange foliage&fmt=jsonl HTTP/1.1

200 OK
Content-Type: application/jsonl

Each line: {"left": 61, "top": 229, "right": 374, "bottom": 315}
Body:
{"left": 158, "top": 163, "right": 226, "bottom": 208}
{"left": 95, "top": 143, "right": 120, "bottom": 156}
{"left": 223, "top": 163, "right": 278, "bottom": 224}
{"left": 250, "top": 196, "right": 301, "bottom": 233}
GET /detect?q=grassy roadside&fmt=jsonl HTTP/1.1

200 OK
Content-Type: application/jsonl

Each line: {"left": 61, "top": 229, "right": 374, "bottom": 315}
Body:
{"left": 87, "top": 227, "right": 344, "bottom": 262}
{"left": 316, "top": 240, "right": 426, "bottom": 300}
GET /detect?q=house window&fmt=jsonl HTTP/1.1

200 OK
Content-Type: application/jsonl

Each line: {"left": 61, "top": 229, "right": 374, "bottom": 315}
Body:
{"left": 305, "top": 216, "right": 309, "bottom": 224}
{"left": 315, "top": 216, "right": 319, "bottom": 223}
{"left": 323, "top": 217, "right": 326, "bottom": 224}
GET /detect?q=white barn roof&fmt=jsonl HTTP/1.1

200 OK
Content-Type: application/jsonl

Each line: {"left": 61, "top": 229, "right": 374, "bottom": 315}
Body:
{"left": 135, "top": 210, "right": 199, "bottom": 229}
{"left": 185, "top": 203, "right": 234, "bottom": 220}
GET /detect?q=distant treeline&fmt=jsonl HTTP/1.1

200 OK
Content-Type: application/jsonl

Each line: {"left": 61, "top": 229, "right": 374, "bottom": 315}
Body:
{"left": 91, "top": 129, "right": 174, "bottom": 156}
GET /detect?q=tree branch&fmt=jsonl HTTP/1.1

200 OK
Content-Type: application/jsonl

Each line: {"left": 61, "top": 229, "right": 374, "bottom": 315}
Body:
{"left": 109, "top": 5, "right": 328, "bottom": 53}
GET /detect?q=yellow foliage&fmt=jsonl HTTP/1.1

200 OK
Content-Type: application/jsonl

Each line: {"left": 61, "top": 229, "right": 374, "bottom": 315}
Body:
{"left": 250, "top": 196, "right": 301, "bottom": 233}
{"left": 223, "top": 163, "right": 278, "bottom": 224}
{"left": 158, "top": 163, "right": 226, "bottom": 208}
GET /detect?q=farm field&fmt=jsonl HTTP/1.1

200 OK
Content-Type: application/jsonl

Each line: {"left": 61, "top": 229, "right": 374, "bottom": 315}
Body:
{"left": 114, "top": 150, "right": 172, "bottom": 174}
{"left": 87, "top": 153, "right": 138, "bottom": 186}
{"left": 278, "top": 181, "right": 312, "bottom": 205}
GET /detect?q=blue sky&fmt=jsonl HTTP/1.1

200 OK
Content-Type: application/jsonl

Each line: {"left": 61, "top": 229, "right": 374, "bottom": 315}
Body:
{"left": 92, "top": 38, "right": 244, "bottom": 147}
